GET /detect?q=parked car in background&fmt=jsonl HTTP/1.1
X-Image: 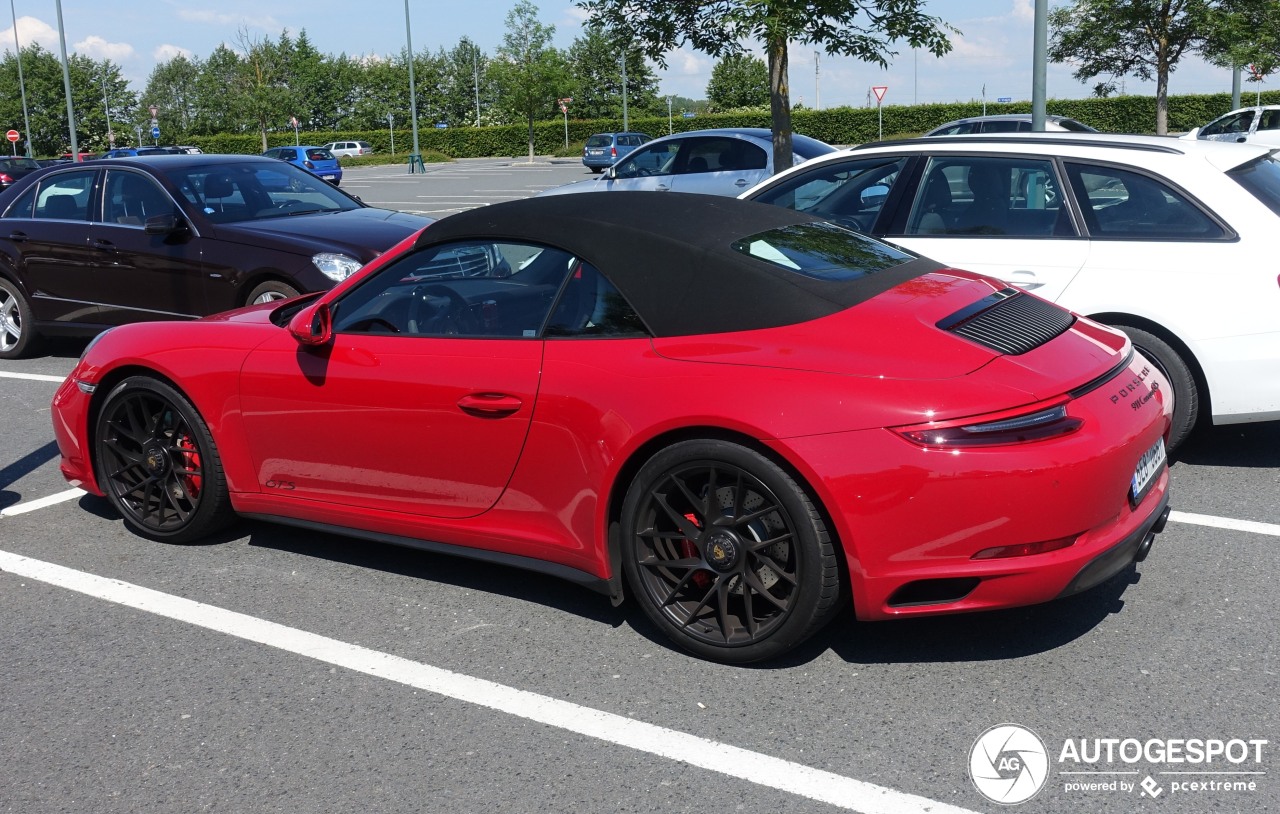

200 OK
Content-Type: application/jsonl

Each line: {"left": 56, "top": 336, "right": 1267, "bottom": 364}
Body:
{"left": 924, "top": 114, "right": 1098, "bottom": 135}
{"left": 50, "top": 192, "right": 1172, "bottom": 663}
{"left": 1184, "top": 105, "right": 1280, "bottom": 148}
{"left": 742, "top": 132, "right": 1280, "bottom": 449}
{"left": 0, "top": 154, "right": 429, "bottom": 358}
{"left": 543, "top": 128, "right": 835, "bottom": 197}
{"left": 175, "top": 145, "right": 204, "bottom": 155}
{"left": 100, "top": 146, "right": 185, "bottom": 159}
{"left": 581, "top": 131, "right": 651, "bottom": 172}
{"left": 322, "top": 140, "right": 373, "bottom": 158}
{"left": 0, "top": 157, "right": 42, "bottom": 191}
{"left": 263, "top": 145, "right": 343, "bottom": 185}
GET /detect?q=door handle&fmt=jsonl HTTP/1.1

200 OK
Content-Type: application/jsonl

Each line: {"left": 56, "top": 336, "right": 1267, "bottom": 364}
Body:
{"left": 7, "top": 232, "right": 27, "bottom": 241}
{"left": 457, "top": 393, "right": 523, "bottom": 418}
{"left": 735, "top": 178, "right": 749, "bottom": 187}
{"left": 92, "top": 239, "right": 117, "bottom": 252}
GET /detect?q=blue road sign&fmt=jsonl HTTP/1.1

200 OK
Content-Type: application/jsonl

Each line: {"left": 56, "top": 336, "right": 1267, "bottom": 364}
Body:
{"left": 151, "top": 125, "right": 160, "bottom": 139}
{"left": 681, "top": 111, "right": 696, "bottom": 118}
{"left": 997, "top": 97, "right": 1012, "bottom": 103}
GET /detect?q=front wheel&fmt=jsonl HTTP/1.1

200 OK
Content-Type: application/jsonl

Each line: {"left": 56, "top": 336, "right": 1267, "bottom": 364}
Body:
{"left": 95, "top": 376, "right": 234, "bottom": 543}
{"left": 1113, "top": 324, "right": 1199, "bottom": 451}
{"left": 0, "top": 277, "right": 41, "bottom": 359}
{"left": 621, "top": 440, "right": 841, "bottom": 663}
{"left": 246, "top": 280, "right": 301, "bottom": 306}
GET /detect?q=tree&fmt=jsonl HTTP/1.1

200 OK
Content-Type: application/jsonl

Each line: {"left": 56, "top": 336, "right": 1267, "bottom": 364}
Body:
{"left": 489, "top": 0, "right": 569, "bottom": 160}
{"left": 565, "top": 27, "right": 660, "bottom": 121}
{"left": 143, "top": 55, "right": 203, "bottom": 143}
{"left": 192, "top": 45, "right": 248, "bottom": 136}
{"left": 706, "top": 53, "right": 769, "bottom": 111}
{"left": 1202, "top": 0, "right": 1280, "bottom": 82}
{"left": 578, "top": 0, "right": 953, "bottom": 173}
{"left": 1049, "top": 0, "right": 1218, "bottom": 134}
{"left": 235, "top": 29, "right": 296, "bottom": 151}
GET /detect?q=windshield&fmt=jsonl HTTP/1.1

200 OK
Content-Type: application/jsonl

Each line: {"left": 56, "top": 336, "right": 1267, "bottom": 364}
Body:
{"left": 167, "top": 161, "right": 361, "bottom": 224}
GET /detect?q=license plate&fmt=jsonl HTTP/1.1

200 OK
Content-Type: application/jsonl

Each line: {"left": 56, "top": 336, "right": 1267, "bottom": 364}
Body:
{"left": 1129, "top": 437, "right": 1167, "bottom": 507}
{"left": 588, "top": 150, "right": 603, "bottom": 155}
{"left": 321, "top": 174, "right": 335, "bottom": 180}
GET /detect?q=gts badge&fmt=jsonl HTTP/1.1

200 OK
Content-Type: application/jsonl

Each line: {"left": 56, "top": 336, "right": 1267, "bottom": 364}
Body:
{"left": 264, "top": 479, "right": 296, "bottom": 490}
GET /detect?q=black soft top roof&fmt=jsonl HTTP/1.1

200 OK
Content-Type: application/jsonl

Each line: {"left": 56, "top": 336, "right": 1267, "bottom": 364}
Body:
{"left": 418, "top": 192, "right": 936, "bottom": 337}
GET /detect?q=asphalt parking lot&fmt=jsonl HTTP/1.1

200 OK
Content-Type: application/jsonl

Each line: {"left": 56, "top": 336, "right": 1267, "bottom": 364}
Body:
{"left": 2, "top": 160, "right": 1277, "bottom": 813}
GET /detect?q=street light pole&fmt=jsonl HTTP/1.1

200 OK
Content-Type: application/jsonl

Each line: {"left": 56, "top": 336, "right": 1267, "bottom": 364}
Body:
{"left": 814, "top": 51, "right": 820, "bottom": 111}
{"left": 473, "top": 49, "right": 481, "bottom": 128}
{"left": 620, "top": 52, "right": 628, "bottom": 132}
{"left": 404, "top": 0, "right": 422, "bottom": 169}
{"left": 388, "top": 113, "right": 395, "bottom": 155}
{"left": 667, "top": 96, "right": 673, "bottom": 135}
{"left": 9, "top": 0, "right": 33, "bottom": 157}
{"left": 100, "top": 66, "right": 114, "bottom": 147}
{"left": 54, "top": 0, "right": 78, "bottom": 160}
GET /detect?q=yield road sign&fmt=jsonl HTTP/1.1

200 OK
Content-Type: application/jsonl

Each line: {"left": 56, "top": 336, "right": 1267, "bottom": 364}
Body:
{"left": 871, "top": 86, "right": 888, "bottom": 103}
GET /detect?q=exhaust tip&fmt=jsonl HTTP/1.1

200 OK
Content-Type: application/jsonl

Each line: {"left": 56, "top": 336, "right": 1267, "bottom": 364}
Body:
{"left": 1151, "top": 505, "right": 1172, "bottom": 534}
{"left": 1135, "top": 531, "right": 1155, "bottom": 563}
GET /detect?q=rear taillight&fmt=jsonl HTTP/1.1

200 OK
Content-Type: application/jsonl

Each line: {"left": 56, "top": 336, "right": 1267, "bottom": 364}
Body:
{"left": 0, "top": 173, "right": 11, "bottom": 184}
{"left": 894, "top": 400, "right": 1082, "bottom": 448}
{"left": 304, "top": 160, "right": 315, "bottom": 169}
{"left": 611, "top": 146, "right": 617, "bottom": 157}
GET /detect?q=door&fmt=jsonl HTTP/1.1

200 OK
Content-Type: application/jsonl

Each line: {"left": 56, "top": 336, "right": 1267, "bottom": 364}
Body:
{"left": 239, "top": 239, "right": 580, "bottom": 519}
{"left": 666, "top": 136, "right": 770, "bottom": 195}
{"left": 88, "top": 168, "right": 211, "bottom": 324}
{"left": 886, "top": 154, "right": 1089, "bottom": 301}
{"left": 2, "top": 168, "right": 103, "bottom": 325}
{"left": 604, "top": 140, "right": 680, "bottom": 191}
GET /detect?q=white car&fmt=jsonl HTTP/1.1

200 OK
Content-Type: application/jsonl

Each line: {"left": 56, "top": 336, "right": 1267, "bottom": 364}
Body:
{"left": 1184, "top": 105, "right": 1280, "bottom": 149}
{"left": 742, "top": 132, "right": 1280, "bottom": 449}
{"left": 322, "top": 140, "right": 373, "bottom": 158}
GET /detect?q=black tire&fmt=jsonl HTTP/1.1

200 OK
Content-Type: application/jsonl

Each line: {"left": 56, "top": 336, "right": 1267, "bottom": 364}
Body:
{"left": 1114, "top": 324, "right": 1198, "bottom": 451}
{"left": 0, "top": 277, "right": 41, "bottom": 359}
{"left": 620, "top": 439, "right": 841, "bottom": 663}
{"left": 94, "top": 376, "right": 234, "bottom": 543}
{"left": 246, "top": 280, "right": 301, "bottom": 306}
{"left": 590, "top": 167, "right": 603, "bottom": 174}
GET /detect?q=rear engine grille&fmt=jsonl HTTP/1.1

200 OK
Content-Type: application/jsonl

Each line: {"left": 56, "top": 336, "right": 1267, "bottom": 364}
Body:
{"left": 938, "top": 289, "right": 1075, "bottom": 355}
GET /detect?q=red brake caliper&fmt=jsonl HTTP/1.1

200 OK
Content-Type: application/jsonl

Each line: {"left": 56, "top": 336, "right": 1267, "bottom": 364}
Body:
{"left": 682, "top": 513, "right": 711, "bottom": 589}
{"left": 176, "top": 435, "right": 202, "bottom": 498}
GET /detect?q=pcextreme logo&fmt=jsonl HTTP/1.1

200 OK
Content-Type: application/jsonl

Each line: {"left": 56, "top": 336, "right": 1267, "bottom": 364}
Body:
{"left": 968, "top": 726, "right": 1269, "bottom": 805}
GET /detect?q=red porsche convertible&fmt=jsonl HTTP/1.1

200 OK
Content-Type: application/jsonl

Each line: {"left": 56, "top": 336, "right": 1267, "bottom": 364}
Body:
{"left": 51, "top": 193, "right": 1173, "bottom": 662}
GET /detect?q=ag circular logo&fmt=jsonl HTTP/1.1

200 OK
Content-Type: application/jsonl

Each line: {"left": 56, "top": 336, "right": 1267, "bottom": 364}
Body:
{"left": 969, "top": 723, "right": 1049, "bottom": 805}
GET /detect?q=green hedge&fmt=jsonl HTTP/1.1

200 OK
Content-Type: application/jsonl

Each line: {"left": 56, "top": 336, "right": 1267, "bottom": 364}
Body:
{"left": 182, "top": 89, "right": 1280, "bottom": 158}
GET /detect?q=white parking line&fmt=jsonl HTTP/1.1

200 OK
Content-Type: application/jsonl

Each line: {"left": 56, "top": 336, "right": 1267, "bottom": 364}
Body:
{"left": 0, "top": 371, "right": 65, "bottom": 383}
{"left": 0, "top": 549, "right": 977, "bottom": 814}
{"left": 1168, "top": 510, "right": 1280, "bottom": 537}
{"left": 0, "top": 488, "right": 85, "bottom": 517}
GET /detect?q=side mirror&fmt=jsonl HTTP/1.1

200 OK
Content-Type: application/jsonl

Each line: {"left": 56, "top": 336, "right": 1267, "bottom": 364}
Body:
{"left": 288, "top": 301, "right": 333, "bottom": 346}
{"left": 144, "top": 213, "right": 181, "bottom": 234}
{"left": 604, "top": 166, "right": 617, "bottom": 180}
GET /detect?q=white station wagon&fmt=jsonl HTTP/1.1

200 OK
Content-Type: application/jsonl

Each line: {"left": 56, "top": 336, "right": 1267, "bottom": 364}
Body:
{"left": 743, "top": 133, "right": 1280, "bottom": 449}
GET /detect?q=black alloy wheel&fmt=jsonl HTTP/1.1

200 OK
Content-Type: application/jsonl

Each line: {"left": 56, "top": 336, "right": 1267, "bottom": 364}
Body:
{"left": 621, "top": 440, "right": 841, "bottom": 663}
{"left": 95, "top": 376, "right": 233, "bottom": 543}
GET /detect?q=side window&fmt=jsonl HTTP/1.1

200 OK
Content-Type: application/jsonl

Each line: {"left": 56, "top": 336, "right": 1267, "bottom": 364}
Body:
{"left": 903, "top": 157, "right": 1073, "bottom": 237}
{"left": 104, "top": 171, "right": 175, "bottom": 225}
{"left": 1200, "top": 111, "right": 1253, "bottom": 137}
{"left": 980, "top": 120, "right": 1022, "bottom": 133}
{"left": 544, "top": 262, "right": 647, "bottom": 338}
{"left": 33, "top": 171, "right": 95, "bottom": 221}
{"left": 331, "top": 241, "right": 579, "bottom": 338}
{"left": 678, "top": 137, "right": 766, "bottom": 174}
{"left": 614, "top": 142, "right": 678, "bottom": 178}
{"left": 3, "top": 184, "right": 37, "bottom": 218}
{"left": 1065, "top": 163, "right": 1225, "bottom": 239}
{"left": 1258, "top": 110, "right": 1280, "bottom": 132}
{"left": 750, "top": 156, "right": 909, "bottom": 233}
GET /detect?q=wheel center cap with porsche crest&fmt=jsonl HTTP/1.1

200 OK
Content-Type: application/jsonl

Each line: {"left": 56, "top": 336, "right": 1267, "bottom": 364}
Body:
{"left": 703, "top": 530, "right": 742, "bottom": 572}
{"left": 144, "top": 445, "right": 169, "bottom": 475}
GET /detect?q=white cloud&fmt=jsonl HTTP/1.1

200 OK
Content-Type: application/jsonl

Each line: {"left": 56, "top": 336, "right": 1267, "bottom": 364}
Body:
{"left": 1, "top": 16, "right": 59, "bottom": 51}
{"left": 75, "top": 35, "right": 136, "bottom": 61}
{"left": 1010, "top": 0, "right": 1035, "bottom": 24}
{"left": 154, "top": 43, "right": 193, "bottom": 62}
{"left": 176, "top": 10, "right": 281, "bottom": 30}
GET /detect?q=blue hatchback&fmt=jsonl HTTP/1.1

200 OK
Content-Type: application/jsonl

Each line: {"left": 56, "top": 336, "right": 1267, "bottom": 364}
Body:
{"left": 263, "top": 145, "right": 343, "bottom": 185}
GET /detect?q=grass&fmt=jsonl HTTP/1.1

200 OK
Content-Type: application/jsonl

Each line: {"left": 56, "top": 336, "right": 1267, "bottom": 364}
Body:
{"left": 338, "top": 150, "right": 453, "bottom": 168}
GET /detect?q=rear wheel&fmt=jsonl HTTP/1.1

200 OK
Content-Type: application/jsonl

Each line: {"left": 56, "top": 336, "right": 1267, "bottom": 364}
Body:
{"left": 1114, "top": 324, "right": 1198, "bottom": 450}
{"left": 0, "top": 277, "right": 40, "bottom": 359}
{"left": 621, "top": 440, "right": 841, "bottom": 663}
{"left": 95, "top": 376, "right": 233, "bottom": 543}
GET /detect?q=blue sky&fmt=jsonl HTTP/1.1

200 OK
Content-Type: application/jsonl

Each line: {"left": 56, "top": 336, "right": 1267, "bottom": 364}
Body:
{"left": 2, "top": 0, "right": 1250, "bottom": 110}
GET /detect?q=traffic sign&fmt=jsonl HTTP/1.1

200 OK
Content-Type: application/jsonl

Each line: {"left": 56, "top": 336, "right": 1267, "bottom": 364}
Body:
{"left": 5, "top": 130, "right": 19, "bottom": 143}
{"left": 151, "top": 125, "right": 160, "bottom": 140}
{"left": 872, "top": 86, "right": 888, "bottom": 103}
{"left": 997, "top": 96, "right": 1012, "bottom": 103}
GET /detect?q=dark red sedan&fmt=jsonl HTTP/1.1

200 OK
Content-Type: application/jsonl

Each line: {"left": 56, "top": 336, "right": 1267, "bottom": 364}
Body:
{"left": 51, "top": 193, "right": 1173, "bottom": 662}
